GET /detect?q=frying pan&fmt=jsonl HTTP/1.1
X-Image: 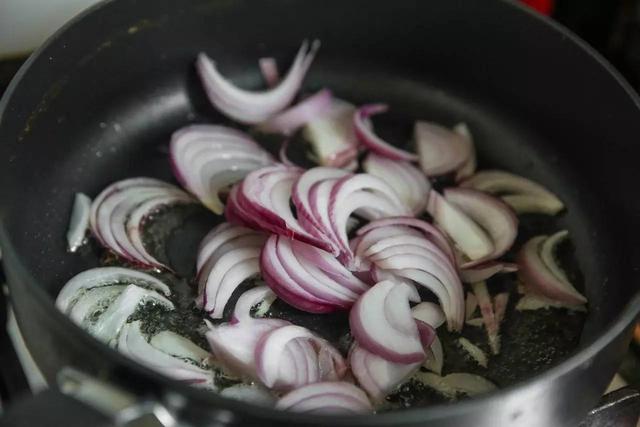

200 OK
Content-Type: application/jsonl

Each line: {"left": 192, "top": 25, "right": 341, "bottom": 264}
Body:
{"left": 1, "top": 0, "right": 640, "bottom": 426}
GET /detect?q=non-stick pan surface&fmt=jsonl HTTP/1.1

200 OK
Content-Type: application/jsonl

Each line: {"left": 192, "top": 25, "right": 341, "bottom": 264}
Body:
{"left": 1, "top": 1, "right": 640, "bottom": 426}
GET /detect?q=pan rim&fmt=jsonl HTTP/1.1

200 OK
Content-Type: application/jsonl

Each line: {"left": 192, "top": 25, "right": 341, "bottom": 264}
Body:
{"left": 1, "top": 0, "right": 639, "bottom": 424}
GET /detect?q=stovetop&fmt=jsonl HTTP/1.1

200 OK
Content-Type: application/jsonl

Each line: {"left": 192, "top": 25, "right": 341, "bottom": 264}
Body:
{"left": 0, "top": 1, "right": 639, "bottom": 425}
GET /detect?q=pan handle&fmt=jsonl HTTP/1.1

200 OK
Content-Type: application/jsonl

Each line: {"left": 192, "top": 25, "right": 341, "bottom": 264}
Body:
{"left": 0, "top": 367, "right": 182, "bottom": 427}
{"left": 0, "top": 387, "right": 112, "bottom": 427}
{"left": 580, "top": 386, "right": 640, "bottom": 427}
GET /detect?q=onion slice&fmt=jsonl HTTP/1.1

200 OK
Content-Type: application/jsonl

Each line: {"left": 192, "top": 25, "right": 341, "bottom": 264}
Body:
{"left": 362, "top": 153, "right": 432, "bottom": 214}
{"left": 150, "top": 330, "right": 211, "bottom": 363}
{"left": 457, "top": 337, "right": 488, "bottom": 368}
{"left": 302, "top": 99, "right": 359, "bottom": 169}
{"left": 427, "top": 191, "right": 494, "bottom": 262}
{"left": 414, "top": 372, "right": 497, "bottom": 399}
{"left": 170, "top": 125, "right": 274, "bottom": 214}
{"left": 257, "top": 89, "right": 333, "bottom": 135}
{"left": 415, "top": 121, "right": 472, "bottom": 177}
{"left": 259, "top": 57, "right": 280, "bottom": 87}
{"left": 411, "top": 302, "right": 446, "bottom": 329}
{"left": 56, "top": 267, "right": 170, "bottom": 313}
{"left": 261, "top": 235, "right": 368, "bottom": 313}
{"left": 471, "top": 281, "right": 501, "bottom": 355}
{"left": 412, "top": 303, "right": 445, "bottom": 375}
{"left": 515, "top": 293, "right": 587, "bottom": 312}
{"left": 90, "top": 284, "right": 173, "bottom": 344}
{"left": 517, "top": 231, "right": 587, "bottom": 305}
{"left": 196, "top": 40, "right": 320, "bottom": 124}
{"left": 196, "top": 224, "right": 267, "bottom": 317}
{"left": 459, "top": 170, "right": 564, "bottom": 215}
{"left": 353, "top": 218, "right": 463, "bottom": 331}
{"left": 444, "top": 188, "right": 518, "bottom": 267}
{"left": 119, "top": 321, "right": 213, "bottom": 387}
{"left": 276, "top": 381, "right": 373, "bottom": 414}
{"left": 354, "top": 104, "right": 418, "bottom": 161}
{"left": 453, "top": 123, "right": 477, "bottom": 181}
{"left": 229, "top": 165, "right": 333, "bottom": 252}
{"left": 90, "top": 177, "right": 194, "bottom": 268}
{"left": 460, "top": 261, "right": 518, "bottom": 283}
{"left": 67, "top": 192, "right": 91, "bottom": 252}
{"left": 465, "top": 292, "right": 478, "bottom": 320}
{"left": 329, "top": 173, "right": 411, "bottom": 262}
{"left": 255, "top": 325, "right": 347, "bottom": 390}
{"left": 355, "top": 217, "right": 456, "bottom": 265}
{"left": 349, "top": 281, "right": 425, "bottom": 364}
{"left": 349, "top": 343, "right": 421, "bottom": 403}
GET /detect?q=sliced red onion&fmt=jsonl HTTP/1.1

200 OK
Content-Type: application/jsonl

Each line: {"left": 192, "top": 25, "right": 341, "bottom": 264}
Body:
{"left": 349, "top": 281, "right": 426, "bottom": 363}
{"left": 276, "top": 381, "right": 373, "bottom": 414}
{"left": 259, "top": 57, "right": 280, "bottom": 87}
{"left": 465, "top": 292, "right": 478, "bottom": 320}
{"left": 415, "top": 121, "right": 472, "bottom": 177}
{"left": 378, "top": 266, "right": 464, "bottom": 332}
{"left": 412, "top": 303, "right": 444, "bottom": 375}
{"left": 353, "top": 104, "right": 418, "bottom": 161}
{"left": 471, "top": 281, "right": 500, "bottom": 355}
{"left": 292, "top": 167, "right": 351, "bottom": 255}
{"left": 459, "top": 169, "right": 564, "bottom": 215}
{"left": 170, "top": 125, "right": 274, "bottom": 214}
{"left": 493, "top": 292, "right": 510, "bottom": 325}
{"left": 302, "top": 98, "right": 359, "bottom": 169}
{"left": 67, "top": 192, "right": 91, "bottom": 253}
{"left": 444, "top": 188, "right": 518, "bottom": 266}
{"left": 460, "top": 261, "right": 518, "bottom": 283}
{"left": 255, "top": 325, "right": 347, "bottom": 390}
{"left": 355, "top": 217, "right": 456, "bottom": 266}
{"left": 196, "top": 224, "right": 267, "bottom": 317}
{"left": 150, "top": 330, "right": 211, "bottom": 363}
{"left": 119, "top": 321, "right": 213, "bottom": 388}
{"left": 230, "top": 285, "right": 278, "bottom": 324}
{"left": 423, "top": 335, "right": 444, "bottom": 375}
{"left": 278, "top": 139, "right": 296, "bottom": 167}
{"left": 466, "top": 318, "right": 484, "bottom": 327}
{"left": 354, "top": 220, "right": 463, "bottom": 331}
{"left": 206, "top": 287, "right": 288, "bottom": 378}
{"left": 196, "top": 40, "right": 320, "bottom": 124}
{"left": 453, "top": 123, "right": 477, "bottom": 181}
{"left": 196, "top": 223, "right": 260, "bottom": 272}
{"left": 414, "top": 372, "right": 497, "bottom": 399}
{"left": 457, "top": 337, "right": 488, "bottom": 368}
{"left": 362, "top": 153, "right": 432, "bottom": 214}
{"left": 206, "top": 286, "right": 320, "bottom": 389}
{"left": 68, "top": 285, "right": 125, "bottom": 326}
{"left": 90, "top": 284, "right": 174, "bottom": 344}
{"left": 517, "top": 231, "right": 587, "bottom": 305}
{"left": 260, "top": 235, "right": 368, "bottom": 313}
{"left": 221, "top": 384, "right": 276, "bottom": 407}
{"left": 230, "top": 165, "right": 333, "bottom": 252}
{"left": 427, "top": 191, "right": 494, "bottom": 262}
{"left": 329, "top": 174, "right": 411, "bottom": 261}
{"left": 515, "top": 293, "right": 587, "bottom": 312}
{"left": 56, "top": 267, "right": 170, "bottom": 313}
{"left": 348, "top": 343, "right": 420, "bottom": 403}
{"left": 90, "top": 177, "right": 194, "bottom": 268}
{"left": 257, "top": 89, "right": 333, "bottom": 135}
{"left": 351, "top": 225, "right": 422, "bottom": 272}
{"left": 411, "top": 302, "right": 446, "bottom": 329}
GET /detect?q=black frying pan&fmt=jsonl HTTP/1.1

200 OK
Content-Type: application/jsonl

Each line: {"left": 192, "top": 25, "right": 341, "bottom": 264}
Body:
{"left": 1, "top": 0, "right": 640, "bottom": 426}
